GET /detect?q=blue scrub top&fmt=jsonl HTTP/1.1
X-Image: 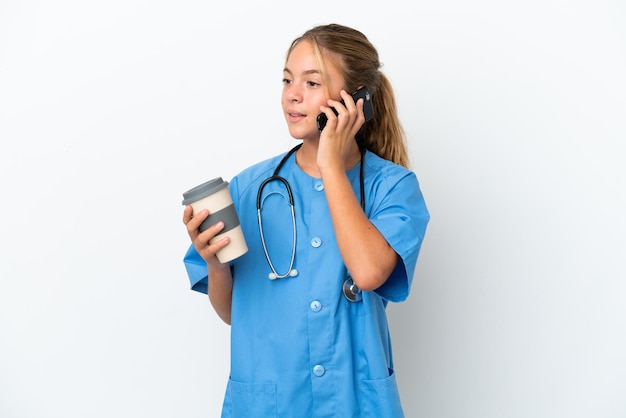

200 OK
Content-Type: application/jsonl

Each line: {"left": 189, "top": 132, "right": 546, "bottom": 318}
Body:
{"left": 184, "top": 149, "right": 429, "bottom": 418}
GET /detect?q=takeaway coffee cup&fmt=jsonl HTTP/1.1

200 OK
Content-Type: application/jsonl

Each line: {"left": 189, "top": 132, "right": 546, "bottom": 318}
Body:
{"left": 182, "top": 177, "right": 248, "bottom": 263}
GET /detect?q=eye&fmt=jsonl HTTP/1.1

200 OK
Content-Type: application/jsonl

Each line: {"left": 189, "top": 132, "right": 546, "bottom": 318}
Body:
{"left": 307, "top": 81, "right": 320, "bottom": 87}
{"left": 282, "top": 78, "right": 292, "bottom": 85}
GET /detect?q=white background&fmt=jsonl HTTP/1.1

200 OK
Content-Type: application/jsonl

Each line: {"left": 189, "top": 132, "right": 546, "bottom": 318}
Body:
{"left": 1, "top": 1, "right": 625, "bottom": 417}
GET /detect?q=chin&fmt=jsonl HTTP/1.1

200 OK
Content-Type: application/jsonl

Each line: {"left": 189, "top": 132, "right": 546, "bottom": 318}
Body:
{"left": 288, "top": 126, "right": 316, "bottom": 141}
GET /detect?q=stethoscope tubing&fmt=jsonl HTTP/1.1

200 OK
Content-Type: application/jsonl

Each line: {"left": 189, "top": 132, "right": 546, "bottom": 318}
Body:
{"left": 257, "top": 175, "right": 297, "bottom": 280}
{"left": 256, "top": 143, "right": 366, "bottom": 301}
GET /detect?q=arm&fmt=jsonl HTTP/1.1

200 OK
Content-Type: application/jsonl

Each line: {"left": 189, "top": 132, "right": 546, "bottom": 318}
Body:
{"left": 317, "top": 90, "right": 398, "bottom": 291}
{"left": 321, "top": 167, "right": 399, "bottom": 291}
{"left": 183, "top": 205, "right": 233, "bottom": 324}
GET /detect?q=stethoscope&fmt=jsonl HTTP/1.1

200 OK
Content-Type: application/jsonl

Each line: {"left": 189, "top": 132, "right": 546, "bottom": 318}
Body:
{"left": 256, "top": 143, "right": 366, "bottom": 302}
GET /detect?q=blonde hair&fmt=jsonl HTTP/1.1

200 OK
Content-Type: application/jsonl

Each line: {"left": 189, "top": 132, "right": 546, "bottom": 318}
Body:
{"left": 287, "top": 24, "right": 410, "bottom": 168}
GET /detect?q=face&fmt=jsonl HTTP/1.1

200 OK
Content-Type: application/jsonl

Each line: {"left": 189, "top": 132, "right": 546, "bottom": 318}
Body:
{"left": 281, "top": 40, "right": 345, "bottom": 141}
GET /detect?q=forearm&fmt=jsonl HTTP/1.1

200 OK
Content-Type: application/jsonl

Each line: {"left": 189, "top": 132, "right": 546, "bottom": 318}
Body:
{"left": 207, "top": 263, "right": 233, "bottom": 325}
{"left": 322, "top": 169, "right": 398, "bottom": 291}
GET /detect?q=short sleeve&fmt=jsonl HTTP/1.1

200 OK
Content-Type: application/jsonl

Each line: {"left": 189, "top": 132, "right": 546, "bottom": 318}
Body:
{"left": 183, "top": 244, "right": 208, "bottom": 294}
{"left": 369, "top": 170, "right": 429, "bottom": 302}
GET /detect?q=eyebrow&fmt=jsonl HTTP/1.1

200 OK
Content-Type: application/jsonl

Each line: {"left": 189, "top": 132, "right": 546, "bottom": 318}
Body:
{"left": 283, "top": 68, "right": 321, "bottom": 76}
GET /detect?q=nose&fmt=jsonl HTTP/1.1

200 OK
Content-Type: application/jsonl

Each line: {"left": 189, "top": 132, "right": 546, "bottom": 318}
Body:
{"left": 285, "top": 85, "right": 302, "bottom": 103}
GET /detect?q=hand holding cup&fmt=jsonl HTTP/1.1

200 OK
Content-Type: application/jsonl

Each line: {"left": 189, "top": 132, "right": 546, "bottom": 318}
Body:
{"left": 182, "top": 177, "right": 248, "bottom": 264}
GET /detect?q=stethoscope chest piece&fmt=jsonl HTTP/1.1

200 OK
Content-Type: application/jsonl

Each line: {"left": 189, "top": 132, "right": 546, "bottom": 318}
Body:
{"left": 343, "top": 277, "right": 363, "bottom": 302}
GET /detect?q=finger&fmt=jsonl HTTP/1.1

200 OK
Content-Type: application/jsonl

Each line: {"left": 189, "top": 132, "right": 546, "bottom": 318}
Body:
{"left": 186, "top": 208, "right": 209, "bottom": 237}
{"left": 339, "top": 91, "right": 365, "bottom": 130}
{"left": 339, "top": 89, "right": 355, "bottom": 113}
{"left": 319, "top": 105, "right": 340, "bottom": 131}
{"left": 196, "top": 220, "right": 225, "bottom": 244}
{"left": 328, "top": 90, "right": 351, "bottom": 118}
{"left": 196, "top": 223, "right": 230, "bottom": 264}
{"left": 204, "top": 233, "right": 231, "bottom": 258}
{"left": 182, "top": 205, "right": 194, "bottom": 224}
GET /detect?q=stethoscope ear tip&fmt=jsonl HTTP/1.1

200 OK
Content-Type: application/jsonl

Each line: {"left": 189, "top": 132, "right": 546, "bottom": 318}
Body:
{"left": 268, "top": 269, "right": 298, "bottom": 280}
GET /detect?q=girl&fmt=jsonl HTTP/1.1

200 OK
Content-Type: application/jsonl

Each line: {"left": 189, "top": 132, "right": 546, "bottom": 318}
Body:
{"left": 183, "top": 23, "right": 429, "bottom": 417}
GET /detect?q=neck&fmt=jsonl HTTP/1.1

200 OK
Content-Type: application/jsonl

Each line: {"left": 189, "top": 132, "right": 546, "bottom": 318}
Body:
{"left": 295, "top": 140, "right": 362, "bottom": 177}
{"left": 295, "top": 141, "right": 320, "bottom": 177}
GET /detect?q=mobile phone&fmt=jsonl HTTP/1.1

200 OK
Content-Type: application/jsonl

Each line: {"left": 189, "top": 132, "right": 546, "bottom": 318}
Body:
{"left": 316, "top": 86, "right": 374, "bottom": 132}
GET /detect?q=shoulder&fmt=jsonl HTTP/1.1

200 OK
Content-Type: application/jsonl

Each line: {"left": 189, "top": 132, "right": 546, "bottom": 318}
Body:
{"left": 229, "top": 151, "right": 290, "bottom": 197}
{"left": 363, "top": 151, "right": 418, "bottom": 191}
{"left": 362, "top": 151, "right": 427, "bottom": 217}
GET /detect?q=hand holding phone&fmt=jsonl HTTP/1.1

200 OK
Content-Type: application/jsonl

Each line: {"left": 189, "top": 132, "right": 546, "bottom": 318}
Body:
{"left": 316, "top": 86, "right": 374, "bottom": 133}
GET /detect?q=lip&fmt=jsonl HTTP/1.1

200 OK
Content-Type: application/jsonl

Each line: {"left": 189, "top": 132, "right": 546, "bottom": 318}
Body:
{"left": 286, "top": 110, "right": 306, "bottom": 123}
